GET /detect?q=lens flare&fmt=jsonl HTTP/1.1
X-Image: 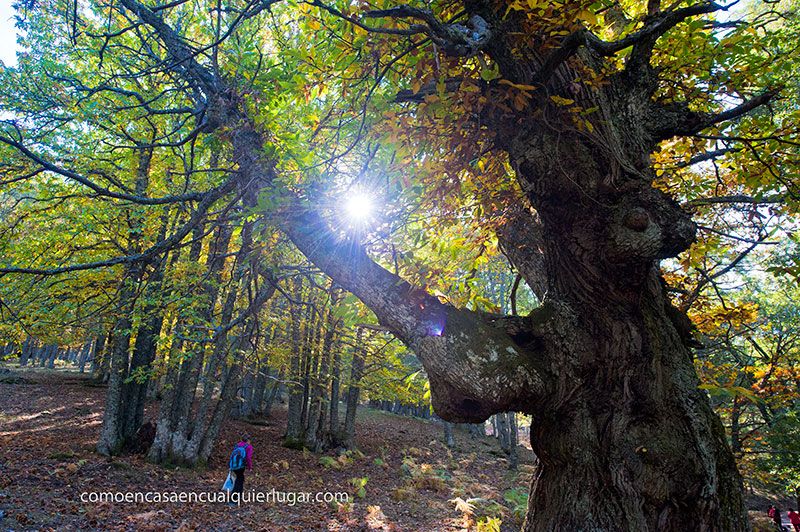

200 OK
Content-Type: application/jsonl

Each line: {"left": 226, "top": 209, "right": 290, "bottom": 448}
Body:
{"left": 345, "top": 193, "right": 374, "bottom": 222}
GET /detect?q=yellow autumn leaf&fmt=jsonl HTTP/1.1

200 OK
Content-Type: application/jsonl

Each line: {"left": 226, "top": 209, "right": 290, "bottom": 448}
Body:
{"left": 499, "top": 79, "right": 537, "bottom": 91}
{"left": 550, "top": 95, "right": 575, "bottom": 106}
{"left": 579, "top": 10, "right": 598, "bottom": 26}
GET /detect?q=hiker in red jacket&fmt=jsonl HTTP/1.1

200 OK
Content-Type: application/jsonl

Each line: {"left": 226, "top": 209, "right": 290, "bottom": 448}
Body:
{"left": 229, "top": 434, "right": 253, "bottom": 501}
{"left": 788, "top": 508, "right": 800, "bottom": 532}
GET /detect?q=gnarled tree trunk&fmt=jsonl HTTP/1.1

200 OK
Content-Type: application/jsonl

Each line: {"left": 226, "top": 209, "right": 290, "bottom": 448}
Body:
{"left": 281, "top": 133, "right": 748, "bottom": 529}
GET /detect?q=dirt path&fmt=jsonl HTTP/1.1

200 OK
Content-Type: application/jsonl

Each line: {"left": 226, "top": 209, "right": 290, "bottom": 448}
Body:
{"left": 0, "top": 368, "right": 533, "bottom": 531}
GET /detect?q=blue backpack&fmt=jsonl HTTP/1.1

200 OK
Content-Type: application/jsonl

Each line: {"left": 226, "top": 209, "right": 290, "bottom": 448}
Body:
{"left": 229, "top": 445, "right": 247, "bottom": 470}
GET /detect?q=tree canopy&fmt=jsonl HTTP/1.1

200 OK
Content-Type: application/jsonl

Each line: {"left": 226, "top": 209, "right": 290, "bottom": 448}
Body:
{"left": 1, "top": 0, "right": 800, "bottom": 528}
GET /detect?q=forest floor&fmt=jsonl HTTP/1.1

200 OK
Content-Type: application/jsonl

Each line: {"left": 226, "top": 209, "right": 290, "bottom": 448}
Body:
{"left": 0, "top": 366, "right": 534, "bottom": 531}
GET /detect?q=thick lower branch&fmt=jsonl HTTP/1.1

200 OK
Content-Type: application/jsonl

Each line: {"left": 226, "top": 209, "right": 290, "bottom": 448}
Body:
{"left": 281, "top": 207, "right": 552, "bottom": 422}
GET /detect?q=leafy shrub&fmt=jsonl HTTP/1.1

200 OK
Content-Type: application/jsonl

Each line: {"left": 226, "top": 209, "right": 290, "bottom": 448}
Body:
{"left": 349, "top": 476, "right": 368, "bottom": 498}
{"left": 503, "top": 487, "right": 528, "bottom": 521}
{"left": 476, "top": 516, "right": 502, "bottom": 532}
{"left": 318, "top": 456, "right": 339, "bottom": 470}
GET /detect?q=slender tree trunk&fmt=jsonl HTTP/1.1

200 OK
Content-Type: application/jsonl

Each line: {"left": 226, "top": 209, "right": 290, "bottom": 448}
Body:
{"left": 91, "top": 331, "right": 111, "bottom": 382}
{"left": 97, "top": 268, "right": 139, "bottom": 455}
{"left": 119, "top": 227, "right": 170, "bottom": 441}
{"left": 194, "top": 269, "right": 275, "bottom": 465}
{"left": 443, "top": 421, "right": 455, "bottom": 448}
{"left": 328, "top": 341, "right": 341, "bottom": 437}
{"left": 468, "top": 422, "right": 485, "bottom": 438}
{"left": 46, "top": 344, "right": 58, "bottom": 368}
{"left": 250, "top": 362, "right": 268, "bottom": 415}
{"left": 191, "top": 275, "right": 239, "bottom": 436}
{"left": 150, "top": 206, "right": 274, "bottom": 466}
{"left": 284, "top": 277, "right": 305, "bottom": 447}
{"left": 171, "top": 218, "right": 232, "bottom": 448}
{"left": 237, "top": 368, "right": 255, "bottom": 419}
{"left": 508, "top": 413, "right": 519, "bottom": 470}
{"left": 148, "top": 223, "right": 205, "bottom": 464}
{"left": 19, "top": 336, "right": 32, "bottom": 366}
{"left": 263, "top": 367, "right": 284, "bottom": 418}
{"left": 306, "top": 286, "right": 340, "bottom": 450}
{"left": 497, "top": 412, "right": 509, "bottom": 452}
{"left": 730, "top": 397, "right": 742, "bottom": 455}
{"left": 78, "top": 339, "right": 92, "bottom": 373}
{"left": 299, "top": 298, "right": 318, "bottom": 432}
{"left": 342, "top": 328, "right": 366, "bottom": 450}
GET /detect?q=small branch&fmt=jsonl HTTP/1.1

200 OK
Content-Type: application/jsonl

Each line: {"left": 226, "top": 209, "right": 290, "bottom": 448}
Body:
{"left": 510, "top": 273, "right": 522, "bottom": 316}
{"left": 0, "top": 176, "right": 237, "bottom": 275}
{"left": 687, "top": 194, "right": 785, "bottom": 206}
{"left": 671, "top": 147, "right": 740, "bottom": 168}
{"left": 535, "top": 2, "right": 723, "bottom": 84}
{"left": 118, "top": 0, "right": 219, "bottom": 99}
{"left": 707, "top": 89, "right": 781, "bottom": 126}
{"left": 0, "top": 135, "right": 214, "bottom": 205}
{"left": 364, "top": 6, "right": 490, "bottom": 57}
{"left": 394, "top": 77, "right": 466, "bottom": 103}
{"left": 652, "top": 88, "right": 781, "bottom": 140}
{"left": 355, "top": 322, "right": 394, "bottom": 333}
{"left": 681, "top": 238, "right": 764, "bottom": 309}
{"left": 309, "top": 0, "right": 426, "bottom": 36}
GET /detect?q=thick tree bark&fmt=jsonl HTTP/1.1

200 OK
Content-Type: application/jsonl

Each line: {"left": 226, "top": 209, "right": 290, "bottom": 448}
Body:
{"left": 97, "top": 146, "right": 156, "bottom": 455}
{"left": 485, "top": 84, "right": 748, "bottom": 527}
{"left": 284, "top": 208, "right": 550, "bottom": 422}
{"left": 279, "top": 106, "right": 748, "bottom": 532}
{"left": 281, "top": 11, "right": 747, "bottom": 528}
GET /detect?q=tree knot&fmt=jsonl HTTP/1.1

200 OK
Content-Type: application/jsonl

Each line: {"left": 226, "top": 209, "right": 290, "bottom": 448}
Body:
{"left": 623, "top": 208, "right": 650, "bottom": 232}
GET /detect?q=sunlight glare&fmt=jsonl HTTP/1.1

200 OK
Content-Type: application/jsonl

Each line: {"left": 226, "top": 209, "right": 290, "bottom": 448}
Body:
{"left": 345, "top": 193, "right": 374, "bottom": 223}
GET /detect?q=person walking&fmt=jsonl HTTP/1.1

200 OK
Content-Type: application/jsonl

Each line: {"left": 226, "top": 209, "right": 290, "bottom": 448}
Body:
{"left": 773, "top": 505, "right": 784, "bottom": 531}
{"left": 228, "top": 434, "right": 253, "bottom": 504}
{"left": 787, "top": 508, "right": 800, "bottom": 532}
